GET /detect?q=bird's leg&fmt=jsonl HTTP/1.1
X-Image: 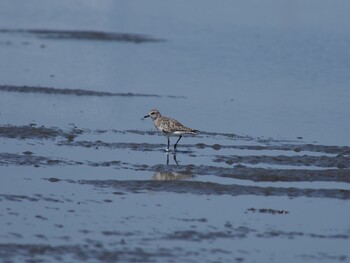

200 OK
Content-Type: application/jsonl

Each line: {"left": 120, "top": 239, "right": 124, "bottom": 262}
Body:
{"left": 166, "top": 137, "right": 170, "bottom": 152}
{"left": 173, "top": 153, "right": 179, "bottom": 165}
{"left": 166, "top": 153, "right": 169, "bottom": 165}
{"left": 174, "top": 135, "right": 182, "bottom": 151}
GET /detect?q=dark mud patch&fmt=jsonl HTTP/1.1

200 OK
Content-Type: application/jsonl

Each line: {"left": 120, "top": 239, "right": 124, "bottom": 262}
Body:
{"left": 165, "top": 228, "right": 252, "bottom": 241}
{"left": 256, "top": 230, "right": 350, "bottom": 240}
{"left": 75, "top": 179, "right": 350, "bottom": 199}
{"left": 47, "top": 177, "right": 62, "bottom": 183}
{"left": 246, "top": 208, "right": 289, "bottom": 215}
{"left": 165, "top": 228, "right": 350, "bottom": 241}
{"left": 0, "top": 153, "right": 75, "bottom": 167}
{"left": 86, "top": 160, "right": 123, "bottom": 168}
{"left": 0, "top": 125, "right": 81, "bottom": 140}
{"left": 199, "top": 131, "right": 304, "bottom": 144}
{"left": 173, "top": 217, "right": 208, "bottom": 223}
{"left": 0, "top": 243, "right": 173, "bottom": 263}
{"left": 165, "top": 228, "right": 350, "bottom": 242}
{"left": 195, "top": 142, "right": 350, "bottom": 155}
{"left": 0, "top": 194, "right": 65, "bottom": 203}
{"left": 0, "top": 152, "right": 126, "bottom": 168}
{"left": 0, "top": 85, "right": 184, "bottom": 98}
{"left": 0, "top": 28, "right": 165, "bottom": 43}
{"left": 214, "top": 154, "right": 350, "bottom": 169}
{"left": 58, "top": 140, "right": 164, "bottom": 152}
{"left": 298, "top": 253, "right": 348, "bottom": 262}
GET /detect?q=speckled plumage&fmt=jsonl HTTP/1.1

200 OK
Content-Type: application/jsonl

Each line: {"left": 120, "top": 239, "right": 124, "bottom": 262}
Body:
{"left": 144, "top": 109, "right": 197, "bottom": 151}
{"left": 154, "top": 116, "right": 196, "bottom": 135}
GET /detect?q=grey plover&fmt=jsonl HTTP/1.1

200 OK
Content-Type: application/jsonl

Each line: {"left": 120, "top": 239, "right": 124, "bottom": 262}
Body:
{"left": 144, "top": 109, "right": 197, "bottom": 152}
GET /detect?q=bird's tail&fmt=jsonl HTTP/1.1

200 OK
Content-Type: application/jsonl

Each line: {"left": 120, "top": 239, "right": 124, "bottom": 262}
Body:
{"left": 190, "top": 129, "right": 199, "bottom": 134}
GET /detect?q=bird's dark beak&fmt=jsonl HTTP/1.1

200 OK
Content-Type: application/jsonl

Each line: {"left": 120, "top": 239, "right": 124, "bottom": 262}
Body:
{"left": 144, "top": 115, "right": 149, "bottom": 118}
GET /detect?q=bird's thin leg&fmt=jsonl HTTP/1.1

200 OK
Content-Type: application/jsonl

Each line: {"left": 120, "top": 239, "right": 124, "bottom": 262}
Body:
{"left": 166, "top": 153, "right": 169, "bottom": 165}
{"left": 166, "top": 137, "right": 170, "bottom": 152}
{"left": 173, "top": 153, "right": 179, "bottom": 165}
{"left": 174, "top": 135, "right": 182, "bottom": 151}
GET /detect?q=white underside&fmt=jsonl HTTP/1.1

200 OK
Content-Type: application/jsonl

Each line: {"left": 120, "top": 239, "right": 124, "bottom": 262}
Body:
{"left": 156, "top": 128, "right": 194, "bottom": 136}
{"left": 164, "top": 132, "right": 194, "bottom": 137}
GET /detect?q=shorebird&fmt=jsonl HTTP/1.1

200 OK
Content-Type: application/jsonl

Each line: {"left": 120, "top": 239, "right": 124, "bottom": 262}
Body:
{"left": 144, "top": 109, "right": 197, "bottom": 152}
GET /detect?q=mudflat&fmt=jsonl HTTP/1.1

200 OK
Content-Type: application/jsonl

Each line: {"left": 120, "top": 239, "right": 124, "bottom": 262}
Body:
{"left": 1, "top": 1, "right": 349, "bottom": 262}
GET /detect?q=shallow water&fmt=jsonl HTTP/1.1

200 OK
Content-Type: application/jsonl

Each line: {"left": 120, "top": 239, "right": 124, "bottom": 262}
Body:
{"left": 1, "top": 1, "right": 350, "bottom": 262}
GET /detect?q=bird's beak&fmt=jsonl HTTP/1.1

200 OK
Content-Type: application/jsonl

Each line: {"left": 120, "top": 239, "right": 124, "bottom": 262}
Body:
{"left": 144, "top": 115, "right": 149, "bottom": 118}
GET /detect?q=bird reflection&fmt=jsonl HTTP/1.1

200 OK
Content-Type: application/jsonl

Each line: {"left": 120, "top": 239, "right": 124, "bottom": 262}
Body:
{"left": 166, "top": 152, "right": 179, "bottom": 165}
{"left": 152, "top": 171, "right": 194, "bottom": 181}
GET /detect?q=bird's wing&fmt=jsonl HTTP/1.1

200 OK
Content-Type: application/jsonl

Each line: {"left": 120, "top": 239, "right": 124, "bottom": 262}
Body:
{"left": 159, "top": 117, "right": 193, "bottom": 133}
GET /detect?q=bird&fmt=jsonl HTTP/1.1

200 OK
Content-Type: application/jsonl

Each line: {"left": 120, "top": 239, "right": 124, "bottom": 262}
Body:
{"left": 144, "top": 109, "right": 197, "bottom": 152}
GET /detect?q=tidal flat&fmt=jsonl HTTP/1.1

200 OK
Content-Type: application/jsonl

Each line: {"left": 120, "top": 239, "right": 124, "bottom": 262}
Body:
{"left": 1, "top": 0, "right": 350, "bottom": 262}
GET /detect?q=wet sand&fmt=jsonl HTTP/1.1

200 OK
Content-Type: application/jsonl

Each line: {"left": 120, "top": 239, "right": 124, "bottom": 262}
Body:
{"left": 0, "top": 119, "right": 349, "bottom": 262}
{"left": 0, "top": 28, "right": 165, "bottom": 43}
